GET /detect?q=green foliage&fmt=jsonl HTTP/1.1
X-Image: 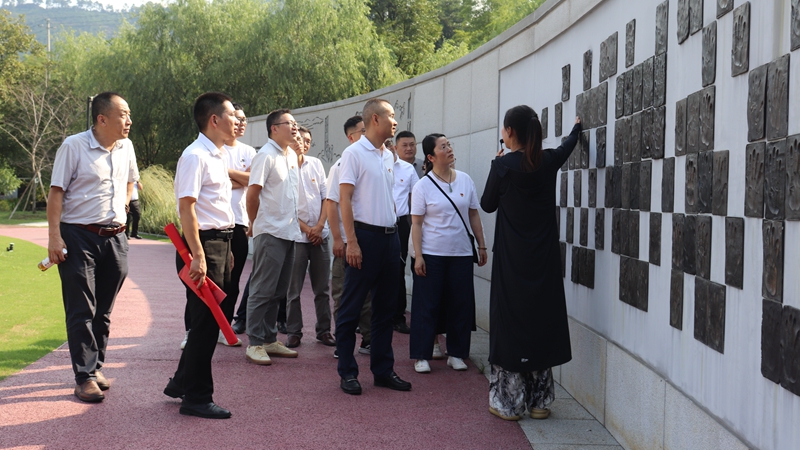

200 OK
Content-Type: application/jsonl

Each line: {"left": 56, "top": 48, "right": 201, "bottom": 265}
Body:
{"left": 138, "top": 165, "right": 178, "bottom": 236}
{"left": 0, "top": 162, "right": 21, "bottom": 195}
{"left": 0, "top": 2, "right": 134, "bottom": 45}
{"left": 460, "top": 0, "right": 546, "bottom": 49}
{"left": 0, "top": 10, "right": 44, "bottom": 101}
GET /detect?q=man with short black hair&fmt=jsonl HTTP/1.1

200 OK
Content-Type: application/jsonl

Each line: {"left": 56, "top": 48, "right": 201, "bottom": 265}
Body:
{"left": 163, "top": 91, "right": 238, "bottom": 419}
{"left": 47, "top": 91, "right": 139, "bottom": 403}
{"left": 395, "top": 130, "right": 422, "bottom": 178}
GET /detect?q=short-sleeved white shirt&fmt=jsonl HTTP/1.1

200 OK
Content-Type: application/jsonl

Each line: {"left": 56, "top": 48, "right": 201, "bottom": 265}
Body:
{"left": 50, "top": 129, "right": 139, "bottom": 226}
{"left": 249, "top": 139, "right": 301, "bottom": 241}
{"left": 223, "top": 141, "right": 256, "bottom": 226}
{"left": 296, "top": 155, "right": 329, "bottom": 243}
{"left": 392, "top": 158, "right": 419, "bottom": 217}
{"left": 338, "top": 135, "right": 395, "bottom": 227}
{"left": 410, "top": 170, "right": 480, "bottom": 257}
{"left": 174, "top": 133, "right": 235, "bottom": 231}
{"left": 325, "top": 158, "right": 346, "bottom": 244}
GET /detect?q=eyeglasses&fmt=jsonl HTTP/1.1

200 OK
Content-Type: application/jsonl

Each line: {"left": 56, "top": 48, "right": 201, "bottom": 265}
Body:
{"left": 236, "top": 117, "right": 248, "bottom": 124}
{"left": 347, "top": 128, "right": 366, "bottom": 138}
{"left": 275, "top": 121, "right": 298, "bottom": 129}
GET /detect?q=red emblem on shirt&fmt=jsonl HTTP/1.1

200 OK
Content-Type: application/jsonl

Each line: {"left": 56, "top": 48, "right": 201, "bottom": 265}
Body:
{"left": 460, "top": 193, "right": 464, "bottom": 197}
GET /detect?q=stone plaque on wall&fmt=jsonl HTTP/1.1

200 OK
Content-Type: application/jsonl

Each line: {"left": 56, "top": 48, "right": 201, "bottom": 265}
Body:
{"left": 584, "top": 50, "right": 593, "bottom": 91}
{"left": 597, "top": 127, "right": 607, "bottom": 168}
{"left": 574, "top": 170, "right": 582, "bottom": 207}
{"left": 630, "top": 162, "right": 641, "bottom": 211}
{"left": 650, "top": 212, "right": 661, "bottom": 265}
{"left": 678, "top": 0, "right": 690, "bottom": 44}
{"left": 654, "top": 53, "right": 667, "bottom": 108}
{"left": 656, "top": 1, "right": 669, "bottom": 55}
{"left": 555, "top": 102, "right": 563, "bottom": 137}
{"left": 702, "top": 21, "right": 717, "bottom": 87}
{"left": 642, "top": 57, "right": 654, "bottom": 110}
{"left": 567, "top": 207, "right": 574, "bottom": 244}
{"left": 762, "top": 219, "right": 784, "bottom": 302}
{"left": 662, "top": 157, "right": 675, "bottom": 212}
{"left": 632, "top": 63, "right": 643, "bottom": 113}
{"left": 787, "top": 134, "right": 800, "bottom": 220}
{"left": 676, "top": 98, "right": 687, "bottom": 156}
{"left": 612, "top": 165, "right": 623, "bottom": 208}
{"left": 621, "top": 163, "right": 631, "bottom": 209}
{"left": 732, "top": 2, "right": 750, "bottom": 77}
{"left": 671, "top": 270, "right": 684, "bottom": 329}
{"left": 762, "top": 299, "right": 783, "bottom": 383}
{"left": 653, "top": 106, "right": 666, "bottom": 159}
{"left": 642, "top": 107, "right": 653, "bottom": 160}
{"left": 580, "top": 208, "right": 589, "bottom": 247}
{"left": 700, "top": 86, "right": 716, "bottom": 151}
{"left": 616, "top": 73, "right": 625, "bottom": 119}
{"left": 596, "top": 208, "right": 605, "bottom": 250}
{"left": 793, "top": 0, "right": 800, "bottom": 50}
{"left": 683, "top": 214, "right": 697, "bottom": 275}
{"left": 571, "top": 246, "right": 580, "bottom": 283}
{"left": 781, "top": 306, "right": 800, "bottom": 395}
{"left": 672, "top": 213, "right": 685, "bottom": 270}
{"left": 765, "top": 139, "right": 787, "bottom": 220}
{"left": 696, "top": 214, "right": 712, "bottom": 279}
{"left": 631, "top": 112, "right": 642, "bottom": 162}
{"left": 745, "top": 142, "right": 765, "bottom": 218}
{"left": 612, "top": 208, "right": 621, "bottom": 254}
{"left": 695, "top": 278, "right": 727, "bottom": 354}
{"left": 628, "top": 210, "right": 640, "bottom": 259}
{"left": 560, "top": 172, "right": 568, "bottom": 207}
{"left": 687, "top": 91, "right": 701, "bottom": 154}
{"left": 600, "top": 32, "right": 618, "bottom": 82}
{"left": 640, "top": 160, "right": 652, "bottom": 211}
{"left": 597, "top": 82, "right": 608, "bottom": 127}
{"left": 581, "top": 130, "right": 590, "bottom": 169}
{"left": 624, "top": 69, "right": 634, "bottom": 116}
{"left": 589, "top": 169, "right": 597, "bottom": 207}
{"left": 584, "top": 88, "right": 594, "bottom": 128}
{"left": 698, "top": 150, "right": 714, "bottom": 214}
{"left": 605, "top": 164, "right": 615, "bottom": 208}
{"left": 712, "top": 150, "right": 729, "bottom": 216}
{"left": 541, "top": 107, "right": 549, "bottom": 139}
{"left": 690, "top": 0, "right": 703, "bottom": 35}
{"left": 725, "top": 217, "right": 744, "bottom": 289}
{"left": 626, "top": 19, "right": 636, "bottom": 68}
{"left": 748, "top": 64, "right": 767, "bottom": 142}
{"left": 767, "top": 54, "right": 790, "bottom": 141}
{"left": 686, "top": 153, "right": 699, "bottom": 214}
{"left": 717, "top": 0, "right": 733, "bottom": 18}
{"left": 562, "top": 64, "right": 571, "bottom": 102}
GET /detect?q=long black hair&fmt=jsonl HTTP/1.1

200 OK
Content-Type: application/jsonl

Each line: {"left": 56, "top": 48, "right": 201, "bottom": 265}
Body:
{"left": 421, "top": 133, "right": 445, "bottom": 174}
{"left": 503, "top": 105, "right": 543, "bottom": 172}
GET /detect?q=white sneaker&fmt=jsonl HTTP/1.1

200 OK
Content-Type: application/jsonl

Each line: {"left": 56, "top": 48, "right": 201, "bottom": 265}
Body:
{"left": 218, "top": 330, "right": 242, "bottom": 346}
{"left": 447, "top": 356, "right": 468, "bottom": 371}
{"left": 432, "top": 342, "right": 444, "bottom": 360}
{"left": 414, "top": 359, "right": 431, "bottom": 373}
{"left": 245, "top": 345, "right": 272, "bottom": 365}
{"left": 180, "top": 330, "right": 189, "bottom": 350}
{"left": 263, "top": 341, "right": 298, "bottom": 358}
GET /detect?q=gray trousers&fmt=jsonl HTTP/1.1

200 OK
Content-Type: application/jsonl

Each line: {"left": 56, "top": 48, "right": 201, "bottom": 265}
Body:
{"left": 246, "top": 233, "right": 295, "bottom": 346}
{"left": 286, "top": 238, "right": 332, "bottom": 339}
{"left": 331, "top": 256, "right": 371, "bottom": 342}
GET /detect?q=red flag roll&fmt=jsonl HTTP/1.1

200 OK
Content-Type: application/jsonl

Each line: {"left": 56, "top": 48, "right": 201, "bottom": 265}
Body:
{"left": 164, "top": 223, "right": 237, "bottom": 345}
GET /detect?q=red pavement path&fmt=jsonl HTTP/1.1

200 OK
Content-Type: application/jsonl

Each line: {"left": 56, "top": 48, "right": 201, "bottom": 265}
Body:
{"left": 0, "top": 226, "right": 530, "bottom": 450}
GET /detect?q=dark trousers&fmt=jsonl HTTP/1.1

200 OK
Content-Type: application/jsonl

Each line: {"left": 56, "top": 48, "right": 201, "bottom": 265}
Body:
{"left": 58, "top": 223, "right": 128, "bottom": 385}
{"left": 234, "top": 273, "right": 251, "bottom": 324}
{"left": 171, "top": 234, "right": 232, "bottom": 404}
{"left": 224, "top": 224, "right": 249, "bottom": 323}
{"left": 409, "top": 255, "right": 474, "bottom": 360}
{"left": 335, "top": 227, "right": 400, "bottom": 379}
{"left": 125, "top": 199, "right": 141, "bottom": 237}
{"left": 394, "top": 215, "right": 411, "bottom": 325}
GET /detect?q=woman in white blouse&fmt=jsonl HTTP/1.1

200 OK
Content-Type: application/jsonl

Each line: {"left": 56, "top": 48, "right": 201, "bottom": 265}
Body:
{"left": 409, "top": 133, "right": 488, "bottom": 373}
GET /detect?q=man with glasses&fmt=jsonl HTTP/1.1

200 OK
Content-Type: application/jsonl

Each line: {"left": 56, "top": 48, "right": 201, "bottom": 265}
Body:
{"left": 244, "top": 109, "right": 301, "bottom": 365}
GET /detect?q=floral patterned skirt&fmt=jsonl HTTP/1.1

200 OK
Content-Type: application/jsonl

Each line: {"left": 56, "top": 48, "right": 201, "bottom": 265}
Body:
{"left": 489, "top": 364, "right": 554, "bottom": 417}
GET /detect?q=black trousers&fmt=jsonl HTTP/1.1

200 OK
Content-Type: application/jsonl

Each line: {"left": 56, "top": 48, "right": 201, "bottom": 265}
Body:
{"left": 58, "top": 223, "right": 128, "bottom": 385}
{"left": 394, "top": 215, "right": 411, "bottom": 325}
{"left": 225, "top": 224, "right": 249, "bottom": 323}
{"left": 125, "top": 199, "right": 141, "bottom": 237}
{"left": 171, "top": 233, "right": 232, "bottom": 404}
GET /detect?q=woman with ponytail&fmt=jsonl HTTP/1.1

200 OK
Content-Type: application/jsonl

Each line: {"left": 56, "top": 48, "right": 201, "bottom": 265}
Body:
{"left": 480, "top": 105, "right": 581, "bottom": 421}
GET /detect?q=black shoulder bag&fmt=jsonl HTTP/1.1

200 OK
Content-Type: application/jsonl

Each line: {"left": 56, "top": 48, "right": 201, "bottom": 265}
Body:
{"left": 425, "top": 174, "right": 479, "bottom": 264}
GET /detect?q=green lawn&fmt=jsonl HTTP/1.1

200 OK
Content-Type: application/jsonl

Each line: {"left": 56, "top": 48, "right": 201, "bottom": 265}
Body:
{"left": 0, "top": 210, "right": 49, "bottom": 226}
{"left": 0, "top": 235, "right": 66, "bottom": 381}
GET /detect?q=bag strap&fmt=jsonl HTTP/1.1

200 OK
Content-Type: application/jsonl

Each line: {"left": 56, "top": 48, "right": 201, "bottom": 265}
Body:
{"left": 425, "top": 173, "right": 474, "bottom": 240}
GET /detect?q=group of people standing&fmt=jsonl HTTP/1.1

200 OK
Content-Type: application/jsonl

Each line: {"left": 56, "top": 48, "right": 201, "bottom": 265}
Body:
{"left": 46, "top": 89, "right": 581, "bottom": 425}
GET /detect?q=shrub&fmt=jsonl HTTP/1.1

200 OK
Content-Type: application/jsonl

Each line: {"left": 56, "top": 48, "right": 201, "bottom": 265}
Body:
{"left": 138, "top": 165, "right": 179, "bottom": 236}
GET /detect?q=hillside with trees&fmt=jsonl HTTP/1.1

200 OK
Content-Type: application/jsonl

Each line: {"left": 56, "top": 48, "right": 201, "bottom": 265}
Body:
{"left": 1, "top": 1, "right": 134, "bottom": 44}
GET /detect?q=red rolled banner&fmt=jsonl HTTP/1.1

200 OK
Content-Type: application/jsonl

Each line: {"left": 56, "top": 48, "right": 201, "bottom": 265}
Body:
{"left": 164, "top": 223, "right": 237, "bottom": 345}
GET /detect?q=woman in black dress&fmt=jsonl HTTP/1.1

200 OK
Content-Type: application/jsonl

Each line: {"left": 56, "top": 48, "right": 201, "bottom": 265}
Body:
{"left": 480, "top": 105, "right": 581, "bottom": 421}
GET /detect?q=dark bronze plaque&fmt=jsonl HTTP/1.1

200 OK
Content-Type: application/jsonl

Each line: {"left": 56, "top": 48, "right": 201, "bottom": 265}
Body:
{"left": 613, "top": 165, "right": 623, "bottom": 208}
{"left": 596, "top": 82, "right": 608, "bottom": 127}
{"left": 642, "top": 107, "right": 653, "bottom": 160}
{"left": 581, "top": 130, "right": 590, "bottom": 169}
{"left": 678, "top": 0, "right": 690, "bottom": 44}
{"left": 541, "top": 107, "right": 549, "bottom": 139}
{"left": 732, "top": 2, "right": 750, "bottom": 77}
{"left": 683, "top": 214, "right": 697, "bottom": 275}
{"left": 686, "top": 153, "right": 699, "bottom": 214}
{"left": 670, "top": 270, "right": 684, "bottom": 329}
{"left": 702, "top": 21, "right": 717, "bottom": 87}
{"left": 624, "top": 68, "right": 634, "bottom": 116}
{"left": 622, "top": 117, "right": 631, "bottom": 163}
{"left": 706, "top": 280, "right": 726, "bottom": 353}
{"left": 690, "top": 0, "right": 703, "bottom": 35}
{"left": 556, "top": 102, "right": 563, "bottom": 137}
{"left": 589, "top": 168, "right": 597, "bottom": 208}
{"left": 662, "top": 157, "right": 675, "bottom": 212}
{"left": 596, "top": 208, "right": 605, "bottom": 250}
{"left": 621, "top": 163, "right": 631, "bottom": 209}
{"left": 642, "top": 56, "right": 654, "bottom": 109}
{"left": 600, "top": 32, "right": 618, "bottom": 82}
{"left": 765, "top": 139, "right": 787, "bottom": 220}
{"left": 584, "top": 49, "right": 592, "bottom": 92}
{"left": 584, "top": 248, "right": 596, "bottom": 289}
{"left": 632, "top": 63, "right": 643, "bottom": 113}
{"left": 571, "top": 245, "right": 580, "bottom": 283}
{"left": 717, "top": 0, "right": 733, "bottom": 18}
{"left": 626, "top": 20, "right": 636, "bottom": 68}
{"left": 612, "top": 208, "right": 622, "bottom": 254}
{"left": 762, "top": 219, "right": 784, "bottom": 301}
{"left": 566, "top": 207, "right": 574, "bottom": 244}
{"left": 653, "top": 106, "right": 666, "bottom": 159}
{"left": 614, "top": 120, "right": 623, "bottom": 166}
{"left": 700, "top": 86, "right": 715, "bottom": 151}
{"left": 672, "top": 213, "right": 685, "bottom": 270}
{"left": 605, "top": 162, "right": 615, "bottom": 208}
{"left": 687, "top": 91, "right": 701, "bottom": 154}
{"left": 725, "top": 217, "right": 744, "bottom": 289}
{"left": 630, "top": 112, "right": 642, "bottom": 162}
{"left": 619, "top": 256, "right": 631, "bottom": 304}
{"left": 712, "top": 150, "right": 729, "bottom": 216}
{"left": 786, "top": 134, "right": 800, "bottom": 220}
{"left": 574, "top": 170, "right": 582, "bottom": 207}
{"left": 696, "top": 214, "right": 712, "bottom": 280}
{"left": 793, "top": 0, "right": 800, "bottom": 51}
{"left": 628, "top": 210, "right": 640, "bottom": 259}
{"left": 630, "top": 161, "right": 641, "bottom": 211}
{"left": 762, "top": 299, "right": 783, "bottom": 383}
{"left": 576, "top": 92, "right": 585, "bottom": 128}
{"left": 656, "top": 1, "right": 669, "bottom": 55}
{"left": 616, "top": 73, "right": 625, "bottom": 119}
{"left": 650, "top": 212, "right": 661, "bottom": 266}
{"left": 596, "top": 127, "right": 607, "bottom": 168}
{"left": 640, "top": 160, "right": 652, "bottom": 211}
{"left": 654, "top": 53, "right": 667, "bottom": 107}
{"left": 698, "top": 150, "right": 714, "bottom": 214}
{"left": 780, "top": 305, "right": 800, "bottom": 395}
{"left": 560, "top": 241, "right": 567, "bottom": 277}
{"left": 580, "top": 208, "right": 589, "bottom": 247}
{"left": 600, "top": 39, "right": 609, "bottom": 84}
{"left": 636, "top": 258, "right": 650, "bottom": 311}
{"left": 584, "top": 88, "right": 595, "bottom": 128}
{"left": 676, "top": 98, "right": 687, "bottom": 156}
{"left": 767, "top": 54, "right": 790, "bottom": 141}
{"left": 562, "top": 64, "right": 571, "bottom": 102}
{"left": 745, "top": 142, "right": 765, "bottom": 218}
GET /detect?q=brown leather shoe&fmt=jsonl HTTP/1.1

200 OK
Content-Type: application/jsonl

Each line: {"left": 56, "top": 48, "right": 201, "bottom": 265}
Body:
{"left": 95, "top": 371, "right": 110, "bottom": 391}
{"left": 74, "top": 380, "right": 105, "bottom": 403}
{"left": 317, "top": 332, "right": 336, "bottom": 347}
{"left": 286, "top": 335, "right": 301, "bottom": 348}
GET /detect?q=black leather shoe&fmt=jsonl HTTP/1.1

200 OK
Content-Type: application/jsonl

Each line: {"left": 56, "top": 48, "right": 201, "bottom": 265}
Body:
{"left": 317, "top": 332, "right": 336, "bottom": 346}
{"left": 393, "top": 322, "right": 411, "bottom": 334}
{"left": 163, "top": 378, "right": 184, "bottom": 399}
{"left": 179, "top": 401, "right": 231, "bottom": 419}
{"left": 231, "top": 320, "right": 246, "bottom": 335}
{"left": 374, "top": 372, "right": 412, "bottom": 391}
{"left": 286, "top": 335, "right": 301, "bottom": 348}
{"left": 277, "top": 322, "right": 287, "bottom": 334}
{"left": 340, "top": 377, "right": 362, "bottom": 395}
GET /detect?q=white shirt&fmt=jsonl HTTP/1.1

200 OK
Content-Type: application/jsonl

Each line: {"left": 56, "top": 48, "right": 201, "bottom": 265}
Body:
{"left": 296, "top": 155, "right": 329, "bottom": 243}
{"left": 223, "top": 141, "right": 256, "bottom": 226}
{"left": 131, "top": 181, "right": 140, "bottom": 201}
{"left": 392, "top": 158, "right": 419, "bottom": 217}
{"left": 325, "top": 159, "right": 346, "bottom": 244}
{"left": 174, "top": 133, "right": 235, "bottom": 230}
{"left": 411, "top": 170, "right": 480, "bottom": 257}
{"left": 338, "top": 135, "right": 396, "bottom": 227}
{"left": 51, "top": 129, "right": 139, "bottom": 226}
{"left": 249, "top": 139, "right": 301, "bottom": 241}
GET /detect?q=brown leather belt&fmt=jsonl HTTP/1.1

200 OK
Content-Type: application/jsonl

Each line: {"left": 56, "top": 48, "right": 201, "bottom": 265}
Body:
{"left": 76, "top": 223, "right": 127, "bottom": 237}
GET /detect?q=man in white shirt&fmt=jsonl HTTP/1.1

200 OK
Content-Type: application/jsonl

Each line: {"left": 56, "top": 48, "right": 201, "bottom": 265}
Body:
{"left": 336, "top": 98, "right": 411, "bottom": 395}
{"left": 244, "top": 109, "right": 301, "bottom": 364}
{"left": 396, "top": 131, "right": 423, "bottom": 178}
{"left": 390, "top": 143, "right": 419, "bottom": 333}
{"left": 47, "top": 91, "right": 138, "bottom": 403}
{"left": 285, "top": 126, "right": 335, "bottom": 348}
{"left": 163, "top": 92, "right": 237, "bottom": 419}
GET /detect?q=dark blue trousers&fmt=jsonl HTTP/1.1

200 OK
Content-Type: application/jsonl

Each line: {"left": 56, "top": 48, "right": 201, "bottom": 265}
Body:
{"left": 336, "top": 227, "right": 400, "bottom": 380}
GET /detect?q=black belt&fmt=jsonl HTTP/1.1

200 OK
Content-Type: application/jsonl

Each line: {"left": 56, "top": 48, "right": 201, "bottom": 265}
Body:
{"left": 198, "top": 228, "right": 234, "bottom": 241}
{"left": 76, "top": 223, "right": 126, "bottom": 237}
{"left": 354, "top": 221, "right": 397, "bottom": 234}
